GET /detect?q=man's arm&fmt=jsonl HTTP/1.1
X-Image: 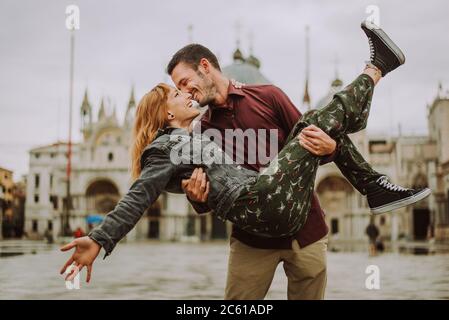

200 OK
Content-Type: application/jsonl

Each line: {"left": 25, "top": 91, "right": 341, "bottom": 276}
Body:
{"left": 88, "top": 149, "right": 175, "bottom": 258}
{"left": 183, "top": 167, "right": 211, "bottom": 213}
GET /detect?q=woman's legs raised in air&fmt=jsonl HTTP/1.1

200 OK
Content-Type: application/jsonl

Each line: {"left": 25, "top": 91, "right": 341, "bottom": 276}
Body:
{"left": 225, "top": 21, "right": 430, "bottom": 237}
{"left": 227, "top": 73, "right": 376, "bottom": 238}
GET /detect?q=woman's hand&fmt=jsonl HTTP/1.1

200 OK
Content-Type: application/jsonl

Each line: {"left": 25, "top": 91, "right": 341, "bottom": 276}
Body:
{"left": 60, "top": 236, "right": 101, "bottom": 283}
{"left": 298, "top": 124, "right": 337, "bottom": 156}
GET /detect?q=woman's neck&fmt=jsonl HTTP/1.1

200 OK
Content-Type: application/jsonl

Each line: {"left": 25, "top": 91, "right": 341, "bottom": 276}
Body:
{"left": 168, "top": 119, "right": 194, "bottom": 133}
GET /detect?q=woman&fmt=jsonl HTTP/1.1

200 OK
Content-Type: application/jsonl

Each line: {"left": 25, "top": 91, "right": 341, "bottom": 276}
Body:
{"left": 60, "top": 58, "right": 429, "bottom": 284}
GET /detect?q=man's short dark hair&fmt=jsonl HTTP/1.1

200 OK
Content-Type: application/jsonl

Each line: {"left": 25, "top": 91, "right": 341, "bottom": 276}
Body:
{"left": 166, "top": 44, "right": 221, "bottom": 75}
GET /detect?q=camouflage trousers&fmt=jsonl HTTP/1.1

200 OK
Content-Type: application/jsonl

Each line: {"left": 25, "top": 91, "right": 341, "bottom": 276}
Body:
{"left": 226, "top": 74, "right": 382, "bottom": 238}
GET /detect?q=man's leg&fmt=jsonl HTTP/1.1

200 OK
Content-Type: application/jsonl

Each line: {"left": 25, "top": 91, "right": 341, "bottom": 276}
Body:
{"left": 224, "top": 237, "right": 280, "bottom": 300}
{"left": 281, "top": 235, "right": 328, "bottom": 300}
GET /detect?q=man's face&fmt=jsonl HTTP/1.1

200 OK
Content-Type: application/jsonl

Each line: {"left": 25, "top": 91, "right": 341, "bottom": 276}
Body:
{"left": 170, "top": 61, "right": 217, "bottom": 107}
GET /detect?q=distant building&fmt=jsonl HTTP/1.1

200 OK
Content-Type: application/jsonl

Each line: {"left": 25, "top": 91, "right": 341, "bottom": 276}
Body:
{"left": 0, "top": 167, "right": 25, "bottom": 238}
{"left": 427, "top": 85, "right": 449, "bottom": 241}
{"left": 0, "top": 167, "right": 13, "bottom": 239}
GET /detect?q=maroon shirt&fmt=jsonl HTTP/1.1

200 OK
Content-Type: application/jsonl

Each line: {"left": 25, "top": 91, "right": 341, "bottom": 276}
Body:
{"left": 194, "top": 81, "right": 330, "bottom": 249}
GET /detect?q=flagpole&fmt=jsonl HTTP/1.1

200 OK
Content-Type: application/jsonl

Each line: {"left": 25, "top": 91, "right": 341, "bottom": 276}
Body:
{"left": 63, "top": 28, "right": 75, "bottom": 237}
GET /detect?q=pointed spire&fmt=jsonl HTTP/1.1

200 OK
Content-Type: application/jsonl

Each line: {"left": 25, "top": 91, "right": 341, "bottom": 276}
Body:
{"left": 331, "top": 54, "right": 343, "bottom": 88}
{"left": 80, "top": 87, "right": 92, "bottom": 137}
{"left": 302, "top": 79, "right": 311, "bottom": 108}
{"left": 128, "top": 86, "right": 136, "bottom": 108}
{"left": 234, "top": 20, "right": 242, "bottom": 49}
{"left": 333, "top": 54, "right": 341, "bottom": 81}
{"left": 81, "top": 87, "right": 91, "bottom": 112}
{"left": 82, "top": 88, "right": 89, "bottom": 105}
{"left": 247, "top": 30, "right": 261, "bottom": 69}
{"left": 98, "top": 97, "right": 106, "bottom": 120}
{"left": 302, "top": 25, "right": 311, "bottom": 110}
{"left": 125, "top": 86, "right": 136, "bottom": 127}
{"left": 112, "top": 104, "right": 117, "bottom": 122}
{"left": 248, "top": 30, "right": 254, "bottom": 56}
{"left": 232, "top": 20, "right": 245, "bottom": 63}
{"left": 187, "top": 24, "right": 193, "bottom": 43}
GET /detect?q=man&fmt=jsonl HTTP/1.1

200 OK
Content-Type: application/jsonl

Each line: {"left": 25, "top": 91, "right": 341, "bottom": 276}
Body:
{"left": 366, "top": 217, "right": 380, "bottom": 256}
{"left": 166, "top": 22, "right": 423, "bottom": 299}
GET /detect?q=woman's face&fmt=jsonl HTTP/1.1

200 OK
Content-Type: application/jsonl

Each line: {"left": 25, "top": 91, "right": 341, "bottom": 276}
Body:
{"left": 166, "top": 86, "right": 200, "bottom": 125}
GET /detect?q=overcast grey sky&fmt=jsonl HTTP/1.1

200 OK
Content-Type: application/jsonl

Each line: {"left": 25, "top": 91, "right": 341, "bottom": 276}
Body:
{"left": 1, "top": 0, "right": 448, "bottom": 179}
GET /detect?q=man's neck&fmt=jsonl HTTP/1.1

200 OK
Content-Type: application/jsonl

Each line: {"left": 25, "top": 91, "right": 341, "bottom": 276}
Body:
{"left": 211, "top": 73, "right": 230, "bottom": 106}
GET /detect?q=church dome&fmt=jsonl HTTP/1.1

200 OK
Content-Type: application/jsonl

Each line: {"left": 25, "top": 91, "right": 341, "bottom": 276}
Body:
{"left": 223, "top": 48, "right": 270, "bottom": 85}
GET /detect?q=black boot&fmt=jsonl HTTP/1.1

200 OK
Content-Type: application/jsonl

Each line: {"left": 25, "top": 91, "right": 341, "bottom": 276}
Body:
{"left": 367, "top": 176, "right": 431, "bottom": 214}
{"left": 361, "top": 21, "right": 405, "bottom": 76}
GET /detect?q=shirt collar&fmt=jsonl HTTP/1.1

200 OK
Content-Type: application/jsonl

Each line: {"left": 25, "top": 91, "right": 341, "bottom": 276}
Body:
{"left": 227, "top": 80, "right": 246, "bottom": 97}
{"left": 206, "top": 80, "right": 245, "bottom": 121}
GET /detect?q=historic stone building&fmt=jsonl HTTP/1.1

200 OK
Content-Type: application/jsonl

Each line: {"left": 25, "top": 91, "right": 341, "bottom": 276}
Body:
{"left": 427, "top": 85, "right": 449, "bottom": 241}
{"left": 0, "top": 167, "right": 26, "bottom": 239}
{"left": 0, "top": 167, "right": 14, "bottom": 238}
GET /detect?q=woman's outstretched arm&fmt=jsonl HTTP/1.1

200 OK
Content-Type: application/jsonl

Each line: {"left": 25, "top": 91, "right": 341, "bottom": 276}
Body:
{"left": 59, "top": 148, "right": 176, "bottom": 281}
{"left": 89, "top": 148, "right": 176, "bottom": 257}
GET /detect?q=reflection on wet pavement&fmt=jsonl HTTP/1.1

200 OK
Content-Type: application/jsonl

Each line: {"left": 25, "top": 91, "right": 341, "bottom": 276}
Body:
{"left": 1, "top": 240, "right": 448, "bottom": 299}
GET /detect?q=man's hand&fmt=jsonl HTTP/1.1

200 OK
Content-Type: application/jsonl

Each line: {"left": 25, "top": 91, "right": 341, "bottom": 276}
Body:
{"left": 181, "top": 167, "right": 210, "bottom": 203}
{"left": 60, "top": 236, "right": 101, "bottom": 283}
{"left": 298, "top": 124, "right": 336, "bottom": 156}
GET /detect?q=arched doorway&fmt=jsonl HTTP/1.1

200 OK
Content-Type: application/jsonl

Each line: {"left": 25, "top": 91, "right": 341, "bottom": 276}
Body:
{"left": 211, "top": 216, "right": 228, "bottom": 239}
{"left": 412, "top": 173, "right": 431, "bottom": 240}
{"left": 316, "top": 176, "right": 354, "bottom": 237}
{"left": 85, "top": 179, "right": 120, "bottom": 214}
{"left": 147, "top": 200, "right": 161, "bottom": 239}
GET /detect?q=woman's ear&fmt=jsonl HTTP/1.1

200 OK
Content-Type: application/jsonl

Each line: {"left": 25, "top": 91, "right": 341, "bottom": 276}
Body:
{"left": 167, "top": 111, "right": 175, "bottom": 120}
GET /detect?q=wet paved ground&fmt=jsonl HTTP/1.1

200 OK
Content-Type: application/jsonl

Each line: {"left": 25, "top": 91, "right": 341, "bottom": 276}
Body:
{"left": 1, "top": 240, "right": 449, "bottom": 299}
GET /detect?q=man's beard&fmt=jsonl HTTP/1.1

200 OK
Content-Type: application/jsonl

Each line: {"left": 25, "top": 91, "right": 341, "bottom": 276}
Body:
{"left": 198, "top": 89, "right": 215, "bottom": 107}
{"left": 197, "top": 72, "right": 216, "bottom": 107}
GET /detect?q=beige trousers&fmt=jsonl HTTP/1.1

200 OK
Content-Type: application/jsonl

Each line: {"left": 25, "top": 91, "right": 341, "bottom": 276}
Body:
{"left": 224, "top": 234, "right": 328, "bottom": 300}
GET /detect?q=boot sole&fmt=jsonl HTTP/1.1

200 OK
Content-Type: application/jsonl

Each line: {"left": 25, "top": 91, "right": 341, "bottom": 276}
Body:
{"left": 370, "top": 188, "right": 431, "bottom": 214}
{"left": 361, "top": 21, "right": 406, "bottom": 66}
